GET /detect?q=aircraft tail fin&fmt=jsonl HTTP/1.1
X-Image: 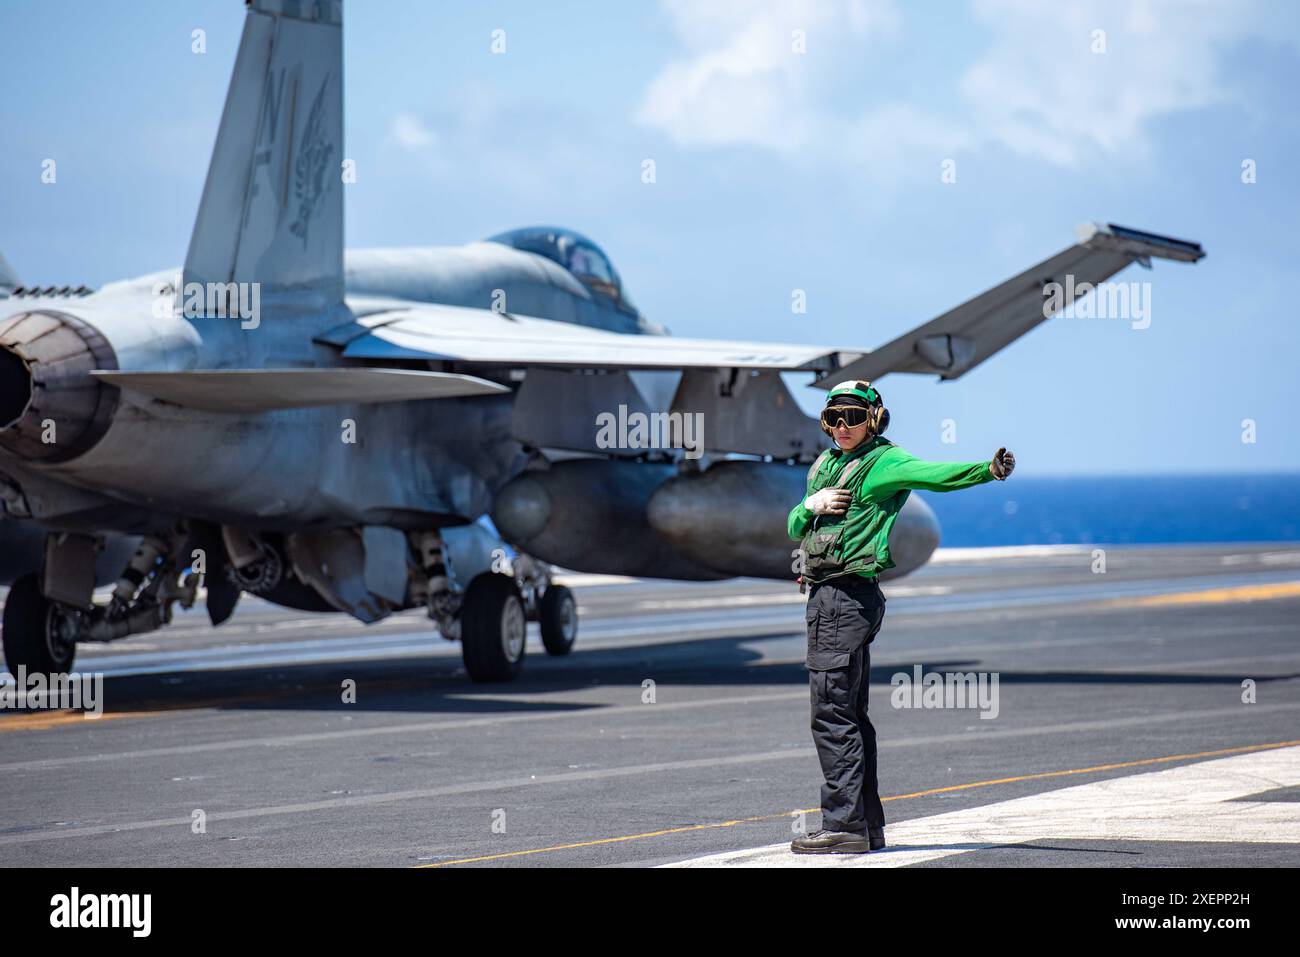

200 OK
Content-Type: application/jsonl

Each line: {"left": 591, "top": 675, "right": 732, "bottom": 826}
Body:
{"left": 184, "top": 0, "right": 344, "bottom": 312}
{"left": 0, "top": 252, "right": 18, "bottom": 293}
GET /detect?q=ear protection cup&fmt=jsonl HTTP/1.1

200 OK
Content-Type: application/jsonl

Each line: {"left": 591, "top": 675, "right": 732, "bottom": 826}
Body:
{"left": 875, "top": 405, "right": 890, "bottom": 435}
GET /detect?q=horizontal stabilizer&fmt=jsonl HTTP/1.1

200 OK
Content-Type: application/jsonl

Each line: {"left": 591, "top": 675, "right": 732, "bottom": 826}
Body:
{"left": 90, "top": 368, "right": 508, "bottom": 413}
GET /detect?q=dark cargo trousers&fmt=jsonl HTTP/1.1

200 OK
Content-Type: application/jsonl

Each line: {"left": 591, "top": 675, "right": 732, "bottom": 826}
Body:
{"left": 804, "top": 573, "right": 887, "bottom": 834}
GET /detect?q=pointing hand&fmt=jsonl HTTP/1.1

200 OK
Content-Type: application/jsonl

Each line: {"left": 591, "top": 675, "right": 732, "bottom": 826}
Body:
{"left": 991, "top": 448, "right": 1016, "bottom": 481}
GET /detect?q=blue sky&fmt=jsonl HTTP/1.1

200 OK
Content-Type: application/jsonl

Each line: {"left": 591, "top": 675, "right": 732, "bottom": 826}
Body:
{"left": 2, "top": 0, "right": 1297, "bottom": 475}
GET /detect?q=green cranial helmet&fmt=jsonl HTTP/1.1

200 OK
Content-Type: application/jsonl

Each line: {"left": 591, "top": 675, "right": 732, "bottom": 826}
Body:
{"left": 821, "top": 379, "right": 888, "bottom": 436}
{"left": 825, "top": 380, "right": 879, "bottom": 406}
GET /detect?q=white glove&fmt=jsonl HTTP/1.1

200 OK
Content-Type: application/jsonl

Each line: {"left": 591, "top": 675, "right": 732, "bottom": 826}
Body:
{"left": 805, "top": 488, "right": 852, "bottom": 515}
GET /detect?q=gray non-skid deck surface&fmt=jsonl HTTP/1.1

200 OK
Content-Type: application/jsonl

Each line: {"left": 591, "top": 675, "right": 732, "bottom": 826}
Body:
{"left": 0, "top": 543, "right": 1297, "bottom": 867}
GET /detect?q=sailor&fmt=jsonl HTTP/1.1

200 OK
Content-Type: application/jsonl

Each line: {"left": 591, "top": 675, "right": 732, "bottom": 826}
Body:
{"left": 787, "top": 380, "right": 1015, "bottom": 854}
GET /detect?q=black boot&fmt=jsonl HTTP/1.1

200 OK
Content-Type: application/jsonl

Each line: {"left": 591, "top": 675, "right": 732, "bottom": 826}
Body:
{"left": 791, "top": 828, "right": 870, "bottom": 854}
{"left": 868, "top": 826, "right": 885, "bottom": 850}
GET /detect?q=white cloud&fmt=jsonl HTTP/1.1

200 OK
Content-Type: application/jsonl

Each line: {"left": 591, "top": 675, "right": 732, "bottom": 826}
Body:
{"left": 842, "top": 103, "right": 975, "bottom": 170}
{"left": 958, "top": 0, "right": 1277, "bottom": 165}
{"left": 636, "top": 0, "right": 902, "bottom": 153}
{"left": 638, "top": 0, "right": 1285, "bottom": 170}
{"left": 389, "top": 112, "right": 437, "bottom": 149}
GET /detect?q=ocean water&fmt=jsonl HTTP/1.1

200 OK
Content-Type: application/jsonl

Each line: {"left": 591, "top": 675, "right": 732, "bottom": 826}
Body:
{"left": 918, "top": 474, "right": 1300, "bottom": 547}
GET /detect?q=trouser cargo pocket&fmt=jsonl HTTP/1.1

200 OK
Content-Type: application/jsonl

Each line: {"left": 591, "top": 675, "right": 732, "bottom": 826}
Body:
{"left": 805, "top": 576, "right": 885, "bottom": 671}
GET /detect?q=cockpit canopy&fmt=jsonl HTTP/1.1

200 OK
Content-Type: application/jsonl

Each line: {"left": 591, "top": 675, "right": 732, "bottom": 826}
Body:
{"left": 487, "top": 226, "right": 634, "bottom": 310}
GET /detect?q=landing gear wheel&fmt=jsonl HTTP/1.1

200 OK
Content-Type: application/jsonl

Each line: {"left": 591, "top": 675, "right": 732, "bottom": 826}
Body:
{"left": 2, "top": 573, "right": 76, "bottom": 676}
{"left": 460, "top": 573, "right": 527, "bottom": 683}
{"left": 538, "top": 584, "right": 577, "bottom": 657}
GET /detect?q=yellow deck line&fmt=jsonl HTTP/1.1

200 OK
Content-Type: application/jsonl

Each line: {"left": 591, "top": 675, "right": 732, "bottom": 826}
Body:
{"left": 1108, "top": 580, "right": 1300, "bottom": 607}
{"left": 416, "top": 739, "right": 1300, "bottom": 866}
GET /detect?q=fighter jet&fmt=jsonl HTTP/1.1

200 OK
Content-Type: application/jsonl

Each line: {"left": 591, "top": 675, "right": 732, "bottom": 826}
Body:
{"left": 0, "top": 0, "right": 1204, "bottom": 682}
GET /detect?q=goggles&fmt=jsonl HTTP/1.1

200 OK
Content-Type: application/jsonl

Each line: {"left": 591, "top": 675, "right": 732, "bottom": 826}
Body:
{"left": 820, "top": 405, "right": 872, "bottom": 430}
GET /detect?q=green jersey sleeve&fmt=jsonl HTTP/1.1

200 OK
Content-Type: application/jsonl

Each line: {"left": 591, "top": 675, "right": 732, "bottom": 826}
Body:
{"left": 861, "top": 446, "right": 993, "bottom": 501}
{"left": 787, "top": 498, "right": 815, "bottom": 541}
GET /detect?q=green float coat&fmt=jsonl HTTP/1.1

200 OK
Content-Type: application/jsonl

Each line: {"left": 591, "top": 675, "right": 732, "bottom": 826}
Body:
{"left": 788, "top": 436, "right": 994, "bottom": 581}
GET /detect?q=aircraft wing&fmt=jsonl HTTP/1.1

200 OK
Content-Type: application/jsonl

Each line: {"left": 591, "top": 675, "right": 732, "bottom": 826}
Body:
{"left": 322, "top": 301, "right": 847, "bottom": 373}
{"left": 827, "top": 223, "right": 1204, "bottom": 384}
{"left": 326, "top": 222, "right": 1201, "bottom": 386}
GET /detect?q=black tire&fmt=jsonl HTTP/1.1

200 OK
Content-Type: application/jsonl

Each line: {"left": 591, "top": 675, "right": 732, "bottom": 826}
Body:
{"left": 538, "top": 584, "right": 577, "bottom": 656}
{"left": 2, "top": 573, "right": 76, "bottom": 676}
{"left": 460, "top": 573, "right": 527, "bottom": 683}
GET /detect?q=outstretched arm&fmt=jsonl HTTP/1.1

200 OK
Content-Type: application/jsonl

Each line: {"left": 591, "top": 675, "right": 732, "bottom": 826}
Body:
{"left": 863, "top": 447, "right": 1008, "bottom": 501}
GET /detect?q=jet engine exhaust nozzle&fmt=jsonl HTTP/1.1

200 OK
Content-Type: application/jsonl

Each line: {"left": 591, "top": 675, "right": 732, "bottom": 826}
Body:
{"left": 0, "top": 310, "right": 119, "bottom": 462}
